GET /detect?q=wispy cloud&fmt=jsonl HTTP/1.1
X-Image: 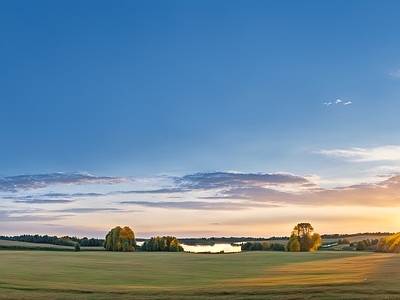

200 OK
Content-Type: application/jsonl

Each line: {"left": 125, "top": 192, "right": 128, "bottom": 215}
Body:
{"left": 297, "top": 174, "right": 400, "bottom": 207}
{"left": 117, "top": 188, "right": 185, "bottom": 195}
{"left": 318, "top": 145, "right": 400, "bottom": 162}
{"left": 323, "top": 102, "right": 332, "bottom": 106}
{"left": 2, "top": 171, "right": 315, "bottom": 210}
{"left": 368, "top": 166, "right": 400, "bottom": 174}
{"left": 5, "top": 169, "right": 400, "bottom": 221}
{"left": 13, "top": 199, "right": 74, "bottom": 204}
{"left": 4, "top": 193, "right": 94, "bottom": 204}
{"left": 335, "top": 99, "right": 342, "bottom": 104}
{"left": 107, "top": 172, "right": 313, "bottom": 196}
{"left": 390, "top": 69, "right": 400, "bottom": 78}
{"left": 231, "top": 175, "right": 400, "bottom": 207}
{"left": 0, "top": 172, "right": 127, "bottom": 192}
{"left": 343, "top": 101, "right": 352, "bottom": 105}
{"left": 117, "top": 174, "right": 400, "bottom": 208}
{"left": 119, "top": 200, "right": 275, "bottom": 211}
{"left": 174, "top": 171, "right": 312, "bottom": 190}
{"left": 54, "top": 208, "right": 123, "bottom": 213}
{"left": 0, "top": 210, "right": 69, "bottom": 222}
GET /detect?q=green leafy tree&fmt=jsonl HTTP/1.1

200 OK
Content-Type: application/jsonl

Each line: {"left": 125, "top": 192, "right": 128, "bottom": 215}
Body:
{"left": 241, "top": 241, "right": 272, "bottom": 251}
{"left": 286, "top": 233, "right": 298, "bottom": 251}
{"left": 271, "top": 243, "right": 285, "bottom": 251}
{"left": 74, "top": 242, "right": 80, "bottom": 252}
{"left": 262, "top": 242, "right": 270, "bottom": 251}
{"left": 356, "top": 240, "right": 366, "bottom": 251}
{"left": 250, "top": 242, "right": 263, "bottom": 251}
{"left": 241, "top": 242, "right": 253, "bottom": 251}
{"left": 338, "top": 238, "right": 351, "bottom": 245}
{"left": 141, "top": 236, "right": 183, "bottom": 252}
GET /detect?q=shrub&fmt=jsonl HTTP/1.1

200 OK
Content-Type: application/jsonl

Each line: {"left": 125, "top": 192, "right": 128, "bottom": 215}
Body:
{"left": 74, "top": 243, "right": 80, "bottom": 252}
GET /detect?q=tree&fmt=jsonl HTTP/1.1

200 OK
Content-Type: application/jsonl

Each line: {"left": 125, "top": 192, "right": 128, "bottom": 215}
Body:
{"left": 286, "top": 233, "right": 298, "bottom": 251}
{"left": 310, "top": 233, "right": 322, "bottom": 252}
{"left": 169, "top": 239, "right": 181, "bottom": 252}
{"left": 271, "top": 243, "right": 285, "bottom": 251}
{"left": 104, "top": 226, "right": 136, "bottom": 252}
{"left": 356, "top": 240, "right": 366, "bottom": 251}
{"left": 338, "top": 238, "right": 351, "bottom": 245}
{"left": 262, "top": 242, "right": 270, "bottom": 251}
{"left": 241, "top": 242, "right": 253, "bottom": 251}
{"left": 290, "top": 239, "right": 300, "bottom": 252}
{"left": 141, "top": 236, "right": 184, "bottom": 252}
{"left": 299, "top": 234, "right": 312, "bottom": 251}
{"left": 74, "top": 242, "right": 80, "bottom": 252}
{"left": 294, "top": 223, "right": 314, "bottom": 237}
{"left": 286, "top": 223, "right": 322, "bottom": 252}
{"left": 250, "top": 242, "right": 263, "bottom": 251}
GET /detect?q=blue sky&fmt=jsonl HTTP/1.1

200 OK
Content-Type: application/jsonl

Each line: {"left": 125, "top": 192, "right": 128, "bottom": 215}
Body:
{"left": 1, "top": 1, "right": 400, "bottom": 238}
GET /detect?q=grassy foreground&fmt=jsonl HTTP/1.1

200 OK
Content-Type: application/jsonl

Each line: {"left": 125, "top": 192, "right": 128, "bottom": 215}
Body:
{"left": 1, "top": 250, "right": 400, "bottom": 299}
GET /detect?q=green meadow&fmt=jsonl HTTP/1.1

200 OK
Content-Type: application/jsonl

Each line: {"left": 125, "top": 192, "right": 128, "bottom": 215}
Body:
{"left": 1, "top": 250, "right": 400, "bottom": 299}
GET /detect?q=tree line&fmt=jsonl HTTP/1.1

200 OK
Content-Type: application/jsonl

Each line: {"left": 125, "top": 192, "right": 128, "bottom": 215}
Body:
{"left": 0, "top": 234, "right": 104, "bottom": 247}
{"left": 376, "top": 232, "right": 400, "bottom": 253}
{"left": 141, "top": 236, "right": 184, "bottom": 252}
{"left": 103, "top": 226, "right": 183, "bottom": 252}
{"left": 353, "top": 238, "right": 379, "bottom": 251}
{"left": 180, "top": 236, "right": 289, "bottom": 246}
{"left": 6, "top": 224, "right": 396, "bottom": 254}
{"left": 241, "top": 241, "right": 285, "bottom": 251}
{"left": 321, "top": 232, "right": 394, "bottom": 239}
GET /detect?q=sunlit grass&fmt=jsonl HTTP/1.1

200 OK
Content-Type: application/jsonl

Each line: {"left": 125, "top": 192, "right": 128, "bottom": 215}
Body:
{"left": 1, "top": 250, "right": 399, "bottom": 299}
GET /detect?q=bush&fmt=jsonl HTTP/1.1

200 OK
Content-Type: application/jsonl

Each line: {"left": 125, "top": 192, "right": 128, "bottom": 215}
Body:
{"left": 74, "top": 243, "right": 80, "bottom": 252}
{"left": 241, "top": 242, "right": 253, "bottom": 251}
{"left": 338, "top": 238, "right": 351, "bottom": 245}
{"left": 250, "top": 242, "right": 263, "bottom": 251}
{"left": 270, "top": 243, "right": 285, "bottom": 251}
{"left": 262, "top": 242, "right": 270, "bottom": 251}
{"left": 356, "top": 241, "right": 366, "bottom": 251}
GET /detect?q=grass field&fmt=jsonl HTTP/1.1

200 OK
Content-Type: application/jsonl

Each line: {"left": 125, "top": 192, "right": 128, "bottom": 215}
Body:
{"left": 1, "top": 250, "right": 400, "bottom": 299}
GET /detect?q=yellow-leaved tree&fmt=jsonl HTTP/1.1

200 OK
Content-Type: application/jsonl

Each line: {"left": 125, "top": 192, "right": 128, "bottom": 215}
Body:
{"left": 376, "top": 232, "right": 400, "bottom": 253}
{"left": 286, "top": 223, "right": 322, "bottom": 252}
{"left": 104, "top": 226, "right": 136, "bottom": 252}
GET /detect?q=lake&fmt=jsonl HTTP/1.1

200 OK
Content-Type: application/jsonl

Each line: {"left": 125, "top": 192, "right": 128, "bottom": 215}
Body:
{"left": 181, "top": 243, "right": 241, "bottom": 253}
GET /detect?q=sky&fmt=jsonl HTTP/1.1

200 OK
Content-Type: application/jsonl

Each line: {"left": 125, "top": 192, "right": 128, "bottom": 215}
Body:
{"left": 1, "top": 1, "right": 400, "bottom": 239}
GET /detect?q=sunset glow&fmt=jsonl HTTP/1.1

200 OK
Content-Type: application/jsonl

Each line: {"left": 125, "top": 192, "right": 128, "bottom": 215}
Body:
{"left": 1, "top": 1, "right": 400, "bottom": 238}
